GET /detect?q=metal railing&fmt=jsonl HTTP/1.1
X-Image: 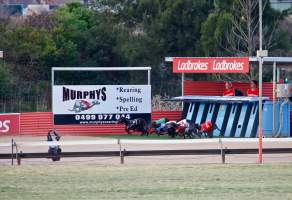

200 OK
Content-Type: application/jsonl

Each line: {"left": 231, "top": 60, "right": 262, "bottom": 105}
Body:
{"left": 1, "top": 138, "right": 292, "bottom": 165}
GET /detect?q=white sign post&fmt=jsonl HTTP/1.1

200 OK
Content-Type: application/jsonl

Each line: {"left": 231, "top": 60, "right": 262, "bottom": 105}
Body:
{"left": 0, "top": 51, "right": 3, "bottom": 58}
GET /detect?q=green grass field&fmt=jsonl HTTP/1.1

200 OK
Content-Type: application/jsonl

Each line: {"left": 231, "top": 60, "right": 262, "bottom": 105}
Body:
{"left": 1, "top": 164, "right": 292, "bottom": 200}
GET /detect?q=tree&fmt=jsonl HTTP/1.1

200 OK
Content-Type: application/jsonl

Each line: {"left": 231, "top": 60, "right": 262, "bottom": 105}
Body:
{"left": 2, "top": 27, "right": 56, "bottom": 81}
{"left": 91, "top": 0, "right": 214, "bottom": 95}
{"left": 200, "top": 0, "right": 292, "bottom": 81}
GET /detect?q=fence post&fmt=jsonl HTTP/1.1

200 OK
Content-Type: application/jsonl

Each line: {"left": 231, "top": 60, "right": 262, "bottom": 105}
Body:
{"left": 11, "top": 139, "right": 14, "bottom": 166}
{"left": 219, "top": 138, "right": 225, "bottom": 164}
{"left": 14, "top": 141, "right": 21, "bottom": 166}
{"left": 221, "top": 148, "right": 226, "bottom": 164}
{"left": 121, "top": 149, "right": 126, "bottom": 164}
{"left": 118, "top": 139, "right": 123, "bottom": 164}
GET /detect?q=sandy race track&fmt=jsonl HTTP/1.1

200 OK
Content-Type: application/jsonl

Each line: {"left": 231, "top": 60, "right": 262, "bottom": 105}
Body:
{"left": 0, "top": 136, "right": 292, "bottom": 165}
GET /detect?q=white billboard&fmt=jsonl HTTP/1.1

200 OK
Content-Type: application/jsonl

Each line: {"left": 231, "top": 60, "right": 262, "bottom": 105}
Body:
{"left": 53, "top": 85, "right": 151, "bottom": 125}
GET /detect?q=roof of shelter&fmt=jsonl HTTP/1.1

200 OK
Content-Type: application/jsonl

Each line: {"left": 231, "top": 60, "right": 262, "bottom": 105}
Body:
{"left": 165, "top": 57, "right": 292, "bottom": 66}
{"left": 169, "top": 95, "right": 269, "bottom": 103}
{"left": 249, "top": 57, "right": 292, "bottom": 65}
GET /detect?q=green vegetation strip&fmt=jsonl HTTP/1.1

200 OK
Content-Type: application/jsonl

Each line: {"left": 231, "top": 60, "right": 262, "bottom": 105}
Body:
{"left": 1, "top": 164, "right": 292, "bottom": 200}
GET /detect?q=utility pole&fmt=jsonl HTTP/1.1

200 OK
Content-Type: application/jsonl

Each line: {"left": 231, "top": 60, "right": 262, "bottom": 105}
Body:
{"left": 257, "top": 0, "right": 268, "bottom": 164}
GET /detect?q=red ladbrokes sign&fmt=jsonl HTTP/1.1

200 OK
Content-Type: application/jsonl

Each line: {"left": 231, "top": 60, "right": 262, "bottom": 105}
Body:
{"left": 173, "top": 57, "right": 249, "bottom": 73}
{"left": 0, "top": 114, "right": 20, "bottom": 134}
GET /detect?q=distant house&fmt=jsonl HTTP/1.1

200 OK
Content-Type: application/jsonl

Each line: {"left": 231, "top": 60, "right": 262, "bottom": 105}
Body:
{"left": 270, "top": 0, "right": 292, "bottom": 11}
{"left": 0, "top": 0, "right": 83, "bottom": 17}
{"left": 23, "top": 4, "right": 50, "bottom": 16}
{"left": 0, "top": 4, "right": 23, "bottom": 17}
{"left": 0, "top": 1, "right": 81, "bottom": 5}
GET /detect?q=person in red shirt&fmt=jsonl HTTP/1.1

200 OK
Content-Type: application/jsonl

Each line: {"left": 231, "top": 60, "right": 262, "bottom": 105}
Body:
{"left": 247, "top": 80, "right": 259, "bottom": 97}
{"left": 223, "top": 82, "right": 235, "bottom": 96}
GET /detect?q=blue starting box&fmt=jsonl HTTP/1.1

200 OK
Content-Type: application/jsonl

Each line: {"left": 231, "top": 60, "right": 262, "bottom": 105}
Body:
{"left": 172, "top": 96, "right": 290, "bottom": 138}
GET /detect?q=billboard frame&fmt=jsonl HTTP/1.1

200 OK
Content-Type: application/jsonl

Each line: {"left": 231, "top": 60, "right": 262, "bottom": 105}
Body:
{"left": 51, "top": 67, "right": 151, "bottom": 125}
